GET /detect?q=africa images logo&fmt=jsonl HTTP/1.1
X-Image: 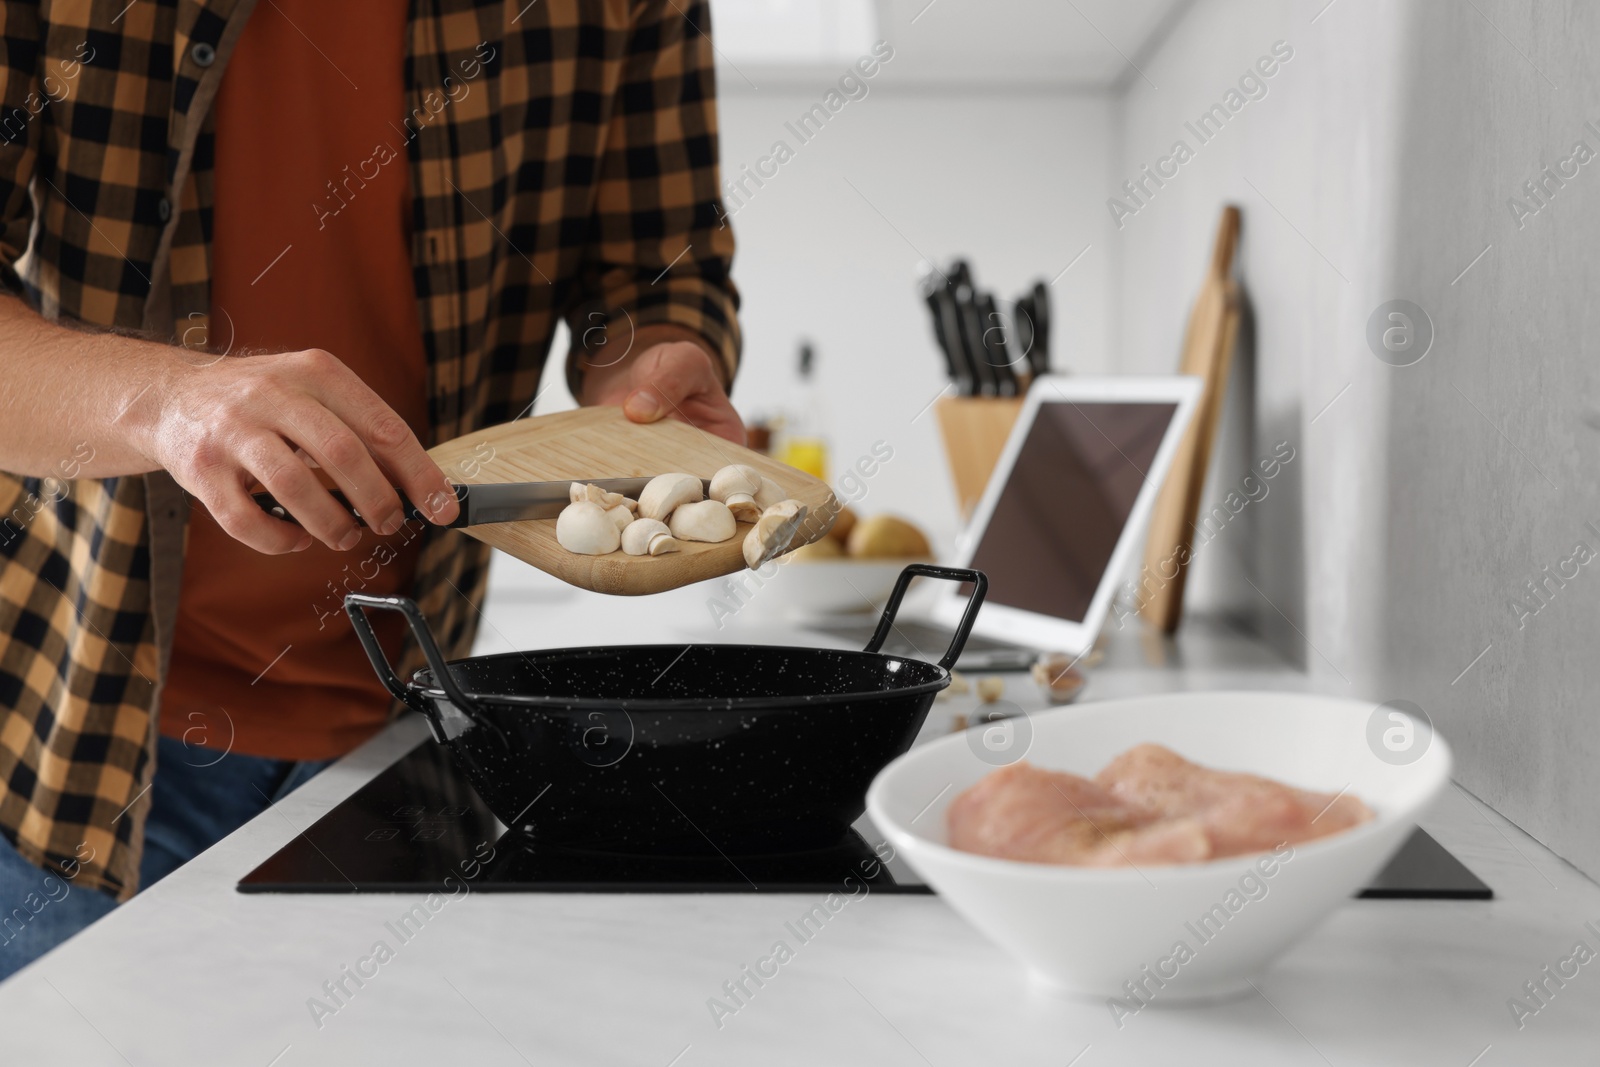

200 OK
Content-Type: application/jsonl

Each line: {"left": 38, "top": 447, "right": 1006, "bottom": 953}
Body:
{"left": 1366, "top": 700, "right": 1433, "bottom": 766}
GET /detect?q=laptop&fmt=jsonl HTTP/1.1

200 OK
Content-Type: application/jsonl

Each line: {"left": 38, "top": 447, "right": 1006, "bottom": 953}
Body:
{"left": 811, "top": 375, "right": 1201, "bottom": 670}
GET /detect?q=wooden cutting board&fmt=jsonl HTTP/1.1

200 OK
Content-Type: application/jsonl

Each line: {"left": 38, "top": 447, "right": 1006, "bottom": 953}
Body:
{"left": 427, "top": 407, "right": 838, "bottom": 595}
{"left": 1139, "top": 206, "right": 1242, "bottom": 633}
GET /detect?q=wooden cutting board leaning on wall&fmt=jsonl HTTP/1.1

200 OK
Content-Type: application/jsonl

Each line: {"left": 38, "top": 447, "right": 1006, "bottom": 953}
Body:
{"left": 428, "top": 407, "right": 838, "bottom": 596}
{"left": 1139, "top": 206, "right": 1242, "bottom": 633}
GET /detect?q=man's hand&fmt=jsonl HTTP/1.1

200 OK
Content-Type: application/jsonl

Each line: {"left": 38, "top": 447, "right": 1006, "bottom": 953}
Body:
{"left": 578, "top": 329, "right": 743, "bottom": 445}
{"left": 142, "top": 349, "right": 460, "bottom": 555}
{"left": 0, "top": 299, "right": 458, "bottom": 555}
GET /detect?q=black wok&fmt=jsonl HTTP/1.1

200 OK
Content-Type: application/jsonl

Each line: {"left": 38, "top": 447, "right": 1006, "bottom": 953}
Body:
{"left": 345, "top": 564, "right": 987, "bottom": 855}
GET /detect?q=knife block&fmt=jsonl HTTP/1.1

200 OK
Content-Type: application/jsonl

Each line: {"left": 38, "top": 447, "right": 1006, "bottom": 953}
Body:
{"left": 935, "top": 397, "right": 1024, "bottom": 518}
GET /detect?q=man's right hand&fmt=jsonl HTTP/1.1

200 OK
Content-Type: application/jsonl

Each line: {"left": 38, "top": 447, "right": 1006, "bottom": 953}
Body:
{"left": 141, "top": 349, "right": 459, "bottom": 554}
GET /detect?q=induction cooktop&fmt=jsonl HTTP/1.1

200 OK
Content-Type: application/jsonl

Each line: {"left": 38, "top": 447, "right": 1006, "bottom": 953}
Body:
{"left": 237, "top": 741, "right": 1491, "bottom": 899}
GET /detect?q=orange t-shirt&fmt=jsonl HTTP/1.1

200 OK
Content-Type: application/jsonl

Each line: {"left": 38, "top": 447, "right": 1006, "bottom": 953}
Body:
{"left": 161, "top": 2, "right": 431, "bottom": 760}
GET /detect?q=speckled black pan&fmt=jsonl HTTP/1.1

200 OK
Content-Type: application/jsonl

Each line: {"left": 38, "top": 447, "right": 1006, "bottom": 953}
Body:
{"left": 346, "top": 564, "right": 987, "bottom": 856}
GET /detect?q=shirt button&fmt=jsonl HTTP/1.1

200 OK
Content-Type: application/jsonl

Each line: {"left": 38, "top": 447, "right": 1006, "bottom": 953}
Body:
{"left": 191, "top": 42, "right": 216, "bottom": 68}
{"left": 157, "top": 197, "right": 171, "bottom": 222}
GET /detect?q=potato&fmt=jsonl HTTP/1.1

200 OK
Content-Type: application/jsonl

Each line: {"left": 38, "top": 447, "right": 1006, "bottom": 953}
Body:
{"left": 846, "top": 514, "right": 931, "bottom": 559}
{"left": 825, "top": 505, "right": 857, "bottom": 545}
{"left": 788, "top": 537, "right": 845, "bottom": 561}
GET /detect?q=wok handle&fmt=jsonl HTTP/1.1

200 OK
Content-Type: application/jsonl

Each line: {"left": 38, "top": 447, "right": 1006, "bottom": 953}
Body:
{"left": 863, "top": 564, "right": 988, "bottom": 671}
{"left": 343, "top": 593, "right": 487, "bottom": 728}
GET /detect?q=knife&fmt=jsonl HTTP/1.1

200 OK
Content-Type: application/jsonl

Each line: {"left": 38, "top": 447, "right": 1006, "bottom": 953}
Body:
{"left": 916, "top": 262, "right": 960, "bottom": 389}
{"left": 1013, "top": 293, "right": 1037, "bottom": 383}
{"left": 976, "top": 291, "right": 1018, "bottom": 397}
{"left": 951, "top": 272, "right": 996, "bottom": 397}
{"left": 252, "top": 477, "right": 702, "bottom": 530}
{"left": 1027, "top": 280, "right": 1052, "bottom": 380}
{"left": 933, "top": 282, "right": 976, "bottom": 396}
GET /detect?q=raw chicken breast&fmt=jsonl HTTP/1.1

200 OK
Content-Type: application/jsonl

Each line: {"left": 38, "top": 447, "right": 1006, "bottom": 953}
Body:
{"left": 1093, "top": 743, "right": 1374, "bottom": 857}
{"left": 945, "top": 745, "right": 1376, "bottom": 868}
{"left": 946, "top": 762, "right": 1211, "bottom": 867}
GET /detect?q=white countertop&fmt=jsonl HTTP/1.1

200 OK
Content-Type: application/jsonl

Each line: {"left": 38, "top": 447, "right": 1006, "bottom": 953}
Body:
{"left": 3, "top": 564, "right": 1596, "bottom": 1066}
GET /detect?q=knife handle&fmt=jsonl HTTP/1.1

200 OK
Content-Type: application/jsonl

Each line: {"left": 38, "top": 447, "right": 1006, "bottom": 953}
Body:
{"left": 954, "top": 283, "right": 996, "bottom": 397}
{"left": 935, "top": 287, "right": 975, "bottom": 396}
{"left": 978, "top": 293, "right": 1018, "bottom": 398}
{"left": 923, "top": 290, "right": 956, "bottom": 381}
{"left": 1013, "top": 295, "right": 1036, "bottom": 371}
{"left": 252, "top": 484, "right": 470, "bottom": 531}
{"left": 1030, "top": 280, "right": 1051, "bottom": 372}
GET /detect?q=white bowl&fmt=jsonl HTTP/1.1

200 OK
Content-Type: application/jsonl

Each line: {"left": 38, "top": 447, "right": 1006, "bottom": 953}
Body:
{"left": 866, "top": 691, "right": 1451, "bottom": 1002}
{"left": 740, "top": 558, "right": 923, "bottom": 617}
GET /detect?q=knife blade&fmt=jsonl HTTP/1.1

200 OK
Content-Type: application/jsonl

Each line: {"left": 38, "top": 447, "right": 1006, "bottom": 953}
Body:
{"left": 252, "top": 477, "right": 705, "bottom": 530}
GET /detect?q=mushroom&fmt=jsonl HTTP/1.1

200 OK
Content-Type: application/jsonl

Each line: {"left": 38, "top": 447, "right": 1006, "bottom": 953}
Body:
{"left": 621, "top": 517, "right": 681, "bottom": 556}
{"left": 668, "top": 499, "right": 737, "bottom": 543}
{"left": 604, "top": 504, "right": 633, "bottom": 531}
{"left": 638, "top": 473, "right": 703, "bottom": 521}
{"left": 710, "top": 464, "right": 765, "bottom": 522}
{"left": 742, "top": 499, "right": 809, "bottom": 570}
{"left": 753, "top": 477, "right": 786, "bottom": 510}
{"left": 555, "top": 501, "right": 621, "bottom": 555}
{"left": 1031, "top": 652, "right": 1086, "bottom": 705}
{"left": 570, "top": 482, "right": 628, "bottom": 509}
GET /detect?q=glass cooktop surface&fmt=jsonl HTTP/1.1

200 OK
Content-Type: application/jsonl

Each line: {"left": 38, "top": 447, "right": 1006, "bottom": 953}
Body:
{"left": 238, "top": 740, "right": 1490, "bottom": 899}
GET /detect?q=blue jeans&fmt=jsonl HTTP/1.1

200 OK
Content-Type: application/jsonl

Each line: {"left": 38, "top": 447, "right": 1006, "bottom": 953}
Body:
{"left": 0, "top": 734, "right": 330, "bottom": 981}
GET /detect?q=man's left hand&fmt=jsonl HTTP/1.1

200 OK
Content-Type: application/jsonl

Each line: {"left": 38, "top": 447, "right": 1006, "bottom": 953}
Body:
{"left": 579, "top": 330, "right": 744, "bottom": 445}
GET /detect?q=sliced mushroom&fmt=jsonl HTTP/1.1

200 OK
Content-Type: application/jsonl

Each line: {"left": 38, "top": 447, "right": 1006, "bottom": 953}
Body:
{"left": 604, "top": 504, "right": 633, "bottom": 531}
{"left": 638, "top": 473, "right": 704, "bottom": 521}
{"left": 570, "top": 482, "right": 628, "bottom": 509}
{"left": 556, "top": 501, "right": 621, "bottom": 555}
{"left": 621, "top": 517, "right": 681, "bottom": 556}
{"left": 668, "top": 499, "right": 737, "bottom": 543}
{"left": 742, "top": 499, "right": 809, "bottom": 569}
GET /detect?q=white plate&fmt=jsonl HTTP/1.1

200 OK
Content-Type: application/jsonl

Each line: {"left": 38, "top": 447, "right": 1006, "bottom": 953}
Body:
{"left": 866, "top": 691, "right": 1451, "bottom": 1002}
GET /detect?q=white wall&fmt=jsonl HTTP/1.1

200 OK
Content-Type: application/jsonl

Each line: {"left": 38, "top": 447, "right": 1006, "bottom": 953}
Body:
{"left": 1114, "top": 0, "right": 1600, "bottom": 877}
{"left": 715, "top": 76, "right": 1118, "bottom": 551}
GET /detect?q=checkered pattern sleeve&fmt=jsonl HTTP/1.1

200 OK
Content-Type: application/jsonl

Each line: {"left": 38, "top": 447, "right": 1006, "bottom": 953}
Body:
{"left": 0, "top": 1, "right": 39, "bottom": 298}
{"left": 564, "top": 0, "right": 740, "bottom": 393}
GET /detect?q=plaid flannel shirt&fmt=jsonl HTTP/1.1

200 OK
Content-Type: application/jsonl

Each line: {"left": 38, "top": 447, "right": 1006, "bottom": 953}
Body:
{"left": 0, "top": 0, "right": 739, "bottom": 900}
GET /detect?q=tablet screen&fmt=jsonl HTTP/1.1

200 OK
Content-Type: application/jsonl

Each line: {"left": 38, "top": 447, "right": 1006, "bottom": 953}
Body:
{"left": 966, "top": 400, "right": 1179, "bottom": 623}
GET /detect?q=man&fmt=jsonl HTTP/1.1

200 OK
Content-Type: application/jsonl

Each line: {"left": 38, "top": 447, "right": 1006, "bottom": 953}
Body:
{"left": 0, "top": 0, "right": 740, "bottom": 978}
